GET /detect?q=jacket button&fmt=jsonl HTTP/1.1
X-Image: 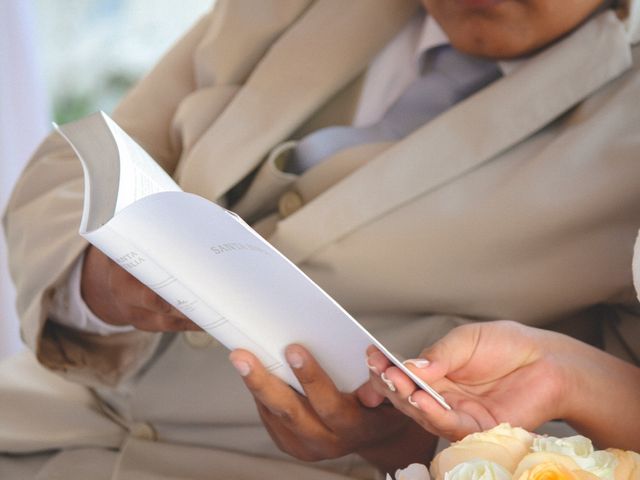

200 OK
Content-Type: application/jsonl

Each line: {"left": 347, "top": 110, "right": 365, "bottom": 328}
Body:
{"left": 130, "top": 422, "right": 157, "bottom": 441}
{"left": 278, "top": 190, "right": 303, "bottom": 218}
{"left": 184, "top": 331, "right": 216, "bottom": 348}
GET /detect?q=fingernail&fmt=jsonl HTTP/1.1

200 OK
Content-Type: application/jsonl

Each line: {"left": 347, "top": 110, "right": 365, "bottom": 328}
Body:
{"left": 408, "top": 395, "right": 421, "bottom": 409}
{"left": 380, "top": 372, "right": 396, "bottom": 392}
{"left": 286, "top": 350, "right": 304, "bottom": 369}
{"left": 403, "top": 358, "right": 430, "bottom": 368}
{"left": 366, "top": 360, "right": 380, "bottom": 375}
{"left": 231, "top": 360, "right": 251, "bottom": 377}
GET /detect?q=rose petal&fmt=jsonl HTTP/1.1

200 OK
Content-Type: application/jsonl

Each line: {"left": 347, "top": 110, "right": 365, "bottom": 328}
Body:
{"left": 606, "top": 449, "right": 640, "bottom": 480}
{"left": 443, "top": 460, "right": 512, "bottom": 480}
{"left": 431, "top": 424, "right": 534, "bottom": 480}
{"left": 514, "top": 452, "right": 582, "bottom": 479}
{"left": 394, "top": 463, "right": 431, "bottom": 480}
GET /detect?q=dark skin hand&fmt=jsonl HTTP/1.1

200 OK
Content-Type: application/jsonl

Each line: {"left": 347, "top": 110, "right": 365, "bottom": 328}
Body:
{"left": 229, "top": 344, "right": 438, "bottom": 473}
{"left": 81, "top": 245, "right": 200, "bottom": 331}
{"left": 79, "top": 246, "right": 436, "bottom": 466}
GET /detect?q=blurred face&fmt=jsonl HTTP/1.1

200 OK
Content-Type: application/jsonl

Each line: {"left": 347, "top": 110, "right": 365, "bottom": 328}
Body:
{"left": 422, "top": 0, "right": 609, "bottom": 59}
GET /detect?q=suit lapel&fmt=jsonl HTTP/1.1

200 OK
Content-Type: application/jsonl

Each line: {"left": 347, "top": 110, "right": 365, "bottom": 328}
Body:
{"left": 269, "top": 10, "right": 633, "bottom": 263}
{"left": 178, "top": 0, "right": 418, "bottom": 201}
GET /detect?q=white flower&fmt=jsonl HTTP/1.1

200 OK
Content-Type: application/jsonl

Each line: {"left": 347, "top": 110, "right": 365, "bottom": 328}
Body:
{"left": 533, "top": 436, "right": 593, "bottom": 458}
{"left": 532, "top": 435, "right": 617, "bottom": 480}
{"left": 387, "top": 463, "right": 431, "bottom": 480}
{"left": 443, "top": 460, "right": 512, "bottom": 480}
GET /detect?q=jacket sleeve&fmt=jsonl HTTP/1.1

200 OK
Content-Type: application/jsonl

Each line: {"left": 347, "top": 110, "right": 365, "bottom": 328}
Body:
{"left": 2, "top": 9, "right": 215, "bottom": 388}
{"left": 3, "top": 0, "right": 315, "bottom": 388}
{"left": 3, "top": 0, "right": 318, "bottom": 388}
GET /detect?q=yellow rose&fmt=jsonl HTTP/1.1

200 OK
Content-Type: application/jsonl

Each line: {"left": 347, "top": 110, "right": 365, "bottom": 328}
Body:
{"left": 606, "top": 449, "right": 640, "bottom": 480}
{"left": 514, "top": 452, "right": 585, "bottom": 479}
{"left": 528, "top": 435, "right": 617, "bottom": 480}
{"left": 517, "top": 462, "right": 600, "bottom": 480}
{"left": 431, "top": 424, "right": 534, "bottom": 480}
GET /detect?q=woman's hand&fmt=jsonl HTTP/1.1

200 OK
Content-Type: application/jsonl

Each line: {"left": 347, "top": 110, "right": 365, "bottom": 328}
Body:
{"left": 229, "top": 344, "right": 438, "bottom": 473}
{"left": 365, "top": 321, "right": 568, "bottom": 441}
{"left": 81, "top": 245, "right": 200, "bottom": 331}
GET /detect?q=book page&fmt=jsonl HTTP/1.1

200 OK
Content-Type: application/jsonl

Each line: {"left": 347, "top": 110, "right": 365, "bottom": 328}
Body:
{"left": 55, "top": 112, "right": 181, "bottom": 234}
{"left": 100, "top": 114, "right": 181, "bottom": 214}
{"left": 103, "top": 191, "right": 449, "bottom": 406}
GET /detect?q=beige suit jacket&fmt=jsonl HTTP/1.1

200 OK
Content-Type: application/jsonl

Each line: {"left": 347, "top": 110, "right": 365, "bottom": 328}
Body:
{"left": 3, "top": 1, "right": 640, "bottom": 478}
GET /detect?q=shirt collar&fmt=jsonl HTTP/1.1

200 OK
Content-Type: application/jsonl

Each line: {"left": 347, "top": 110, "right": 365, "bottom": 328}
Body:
{"left": 415, "top": 12, "right": 521, "bottom": 75}
{"left": 416, "top": 12, "right": 449, "bottom": 56}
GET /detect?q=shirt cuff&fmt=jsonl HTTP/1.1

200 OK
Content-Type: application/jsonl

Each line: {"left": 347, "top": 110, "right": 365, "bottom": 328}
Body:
{"left": 49, "top": 252, "right": 136, "bottom": 336}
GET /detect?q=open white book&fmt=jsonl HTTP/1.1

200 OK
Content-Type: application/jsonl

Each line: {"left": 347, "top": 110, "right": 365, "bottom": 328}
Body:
{"left": 56, "top": 111, "right": 449, "bottom": 408}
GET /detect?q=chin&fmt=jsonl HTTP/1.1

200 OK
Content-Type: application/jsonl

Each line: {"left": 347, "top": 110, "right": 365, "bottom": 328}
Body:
{"left": 451, "top": 37, "right": 533, "bottom": 59}
{"left": 446, "top": 22, "right": 538, "bottom": 59}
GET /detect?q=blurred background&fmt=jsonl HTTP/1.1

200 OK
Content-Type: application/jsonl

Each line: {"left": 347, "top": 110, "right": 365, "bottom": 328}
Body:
{"left": 0, "top": 0, "right": 213, "bottom": 360}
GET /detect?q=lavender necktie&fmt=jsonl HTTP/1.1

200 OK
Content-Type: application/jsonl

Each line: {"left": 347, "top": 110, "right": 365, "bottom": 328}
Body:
{"left": 287, "top": 45, "right": 501, "bottom": 174}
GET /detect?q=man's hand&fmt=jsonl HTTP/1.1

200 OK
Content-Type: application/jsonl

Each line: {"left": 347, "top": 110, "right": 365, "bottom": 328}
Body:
{"left": 365, "top": 321, "right": 567, "bottom": 441}
{"left": 81, "top": 246, "right": 200, "bottom": 331}
{"left": 229, "top": 344, "right": 438, "bottom": 473}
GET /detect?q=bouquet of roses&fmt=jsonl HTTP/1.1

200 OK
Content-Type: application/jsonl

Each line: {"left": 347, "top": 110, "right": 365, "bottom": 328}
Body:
{"left": 387, "top": 424, "right": 640, "bottom": 480}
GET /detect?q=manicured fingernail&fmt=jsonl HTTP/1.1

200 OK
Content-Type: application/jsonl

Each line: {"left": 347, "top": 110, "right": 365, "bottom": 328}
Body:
{"left": 408, "top": 395, "right": 421, "bottom": 409}
{"left": 404, "top": 358, "right": 430, "bottom": 368}
{"left": 366, "top": 359, "right": 380, "bottom": 375}
{"left": 286, "top": 350, "right": 304, "bottom": 369}
{"left": 231, "top": 360, "right": 251, "bottom": 377}
{"left": 380, "top": 372, "right": 396, "bottom": 392}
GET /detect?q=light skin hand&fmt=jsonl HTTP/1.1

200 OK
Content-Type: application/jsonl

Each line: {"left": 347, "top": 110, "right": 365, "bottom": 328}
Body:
{"left": 365, "top": 321, "right": 568, "bottom": 441}
{"left": 81, "top": 245, "right": 200, "bottom": 332}
{"left": 229, "top": 344, "right": 438, "bottom": 473}
{"left": 366, "top": 320, "right": 640, "bottom": 450}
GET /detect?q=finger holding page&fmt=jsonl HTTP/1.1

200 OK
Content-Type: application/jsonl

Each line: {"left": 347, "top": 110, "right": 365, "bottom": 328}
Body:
{"left": 365, "top": 347, "right": 450, "bottom": 410}
{"left": 230, "top": 345, "right": 434, "bottom": 470}
{"left": 115, "top": 281, "right": 199, "bottom": 331}
{"left": 82, "top": 245, "right": 200, "bottom": 332}
{"left": 284, "top": 344, "right": 408, "bottom": 446}
{"left": 229, "top": 349, "right": 307, "bottom": 424}
{"left": 365, "top": 345, "right": 391, "bottom": 374}
{"left": 365, "top": 347, "right": 489, "bottom": 440}
{"left": 229, "top": 347, "right": 371, "bottom": 462}
{"left": 229, "top": 348, "right": 341, "bottom": 458}
{"left": 382, "top": 356, "right": 446, "bottom": 398}
{"left": 369, "top": 363, "right": 492, "bottom": 441}
{"left": 356, "top": 348, "right": 393, "bottom": 407}
{"left": 367, "top": 341, "right": 451, "bottom": 410}
{"left": 283, "top": 345, "right": 349, "bottom": 426}
{"left": 367, "top": 365, "right": 425, "bottom": 421}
